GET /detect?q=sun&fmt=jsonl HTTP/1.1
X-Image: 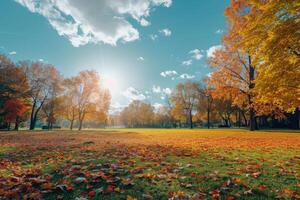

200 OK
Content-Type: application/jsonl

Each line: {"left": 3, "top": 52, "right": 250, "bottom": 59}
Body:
{"left": 101, "top": 71, "right": 122, "bottom": 96}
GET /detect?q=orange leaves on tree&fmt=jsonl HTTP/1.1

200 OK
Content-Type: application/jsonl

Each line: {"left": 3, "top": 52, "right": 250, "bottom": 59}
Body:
{"left": 4, "top": 99, "right": 29, "bottom": 123}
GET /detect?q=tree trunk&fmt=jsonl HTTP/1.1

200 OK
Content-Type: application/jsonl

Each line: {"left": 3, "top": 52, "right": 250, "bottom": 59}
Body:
{"left": 207, "top": 107, "right": 210, "bottom": 129}
{"left": 70, "top": 119, "right": 74, "bottom": 130}
{"left": 30, "top": 101, "right": 36, "bottom": 130}
{"left": 242, "top": 111, "right": 248, "bottom": 127}
{"left": 249, "top": 104, "right": 255, "bottom": 131}
{"left": 189, "top": 110, "right": 193, "bottom": 129}
{"left": 248, "top": 55, "right": 256, "bottom": 131}
{"left": 14, "top": 116, "right": 19, "bottom": 131}
{"left": 31, "top": 113, "right": 38, "bottom": 130}
{"left": 47, "top": 120, "right": 51, "bottom": 130}
{"left": 238, "top": 110, "right": 241, "bottom": 128}
{"left": 30, "top": 96, "right": 47, "bottom": 130}
{"left": 78, "top": 119, "right": 83, "bottom": 131}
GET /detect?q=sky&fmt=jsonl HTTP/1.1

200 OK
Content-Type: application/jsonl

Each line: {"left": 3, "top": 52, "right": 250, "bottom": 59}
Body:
{"left": 0, "top": 0, "right": 229, "bottom": 113}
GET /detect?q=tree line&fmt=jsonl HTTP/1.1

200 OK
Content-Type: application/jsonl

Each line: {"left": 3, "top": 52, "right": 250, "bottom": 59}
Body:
{"left": 112, "top": 79, "right": 299, "bottom": 130}
{"left": 0, "top": 55, "right": 111, "bottom": 130}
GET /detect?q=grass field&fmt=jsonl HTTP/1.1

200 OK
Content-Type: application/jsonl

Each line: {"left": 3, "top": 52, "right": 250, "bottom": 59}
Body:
{"left": 0, "top": 129, "right": 299, "bottom": 200}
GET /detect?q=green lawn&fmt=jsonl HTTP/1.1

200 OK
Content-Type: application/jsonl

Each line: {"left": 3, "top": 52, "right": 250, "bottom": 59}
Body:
{"left": 0, "top": 129, "right": 299, "bottom": 199}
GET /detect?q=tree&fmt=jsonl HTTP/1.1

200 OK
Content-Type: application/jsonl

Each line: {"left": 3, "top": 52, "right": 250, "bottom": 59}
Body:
{"left": 220, "top": 0, "right": 300, "bottom": 129}
{"left": 72, "top": 70, "right": 109, "bottom": 130}
{"left": 120, "top": 101, "right": 154, "bottom": 128}
{"left": 235, "top": 0, "right": 300, "bottom": 115}
{"left": 154, "top": 105, "right": 173, "bottom": 128}
{"left": 21, "top": 61, "right": 59, "bottom": 130}
{"left": 62, "top": 77, "right": 78, "bottom": 130}
{"left": 218, "top": 0, "right": 258, "bottom": 130}
{"left": 42, "top": 68, "right": 63, "bottom": 129}
{"left": 171, "top": 81, "right": 200, "bottom": 129}
{"left": 94, "top": 89, "right": 111, "bottom": 126}
{"left": 208, "top": 27, "right": 257, "bottom": 130}
{"left": 3, "top": 99, "right": 29, "bottom": 130}
{"left": 0, "top": 54, "right": 29, "bottom": 129}
{"left": 201, "top": 87, "right": 214, "bottom": 129}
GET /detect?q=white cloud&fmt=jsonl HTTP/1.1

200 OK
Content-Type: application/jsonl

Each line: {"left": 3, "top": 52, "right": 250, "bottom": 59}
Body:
{"left": 206, "top": 72, "right": 213, "bottom": 78}
{"left": 152, "top": 85, "right": 161, "bottom": 93}
{"left": 181, "top": 49, "right": 203, "bottom": 66}
{"left": 162, "top": 87, "right": 172, "bottom": 95}
{"left": 215, "top": 29, "right": 224, "bottom": 34}
{"left": 152, "top": 86, "right": 172, "bottom": 96}
{"left": 109, "top": 102, "right": 126, "bottom": 114}
{"left": 152, "top": 0, "right": 172, "bottom": 7}
{"left": 9, "top": 51, "right": 17, "bottom": 55}
{"left": 137, "top": 56, "right": 145, "bottom": 61}
{"left": 150, "top": 34, "right": 158, "bottom": 41}
{"left": 140, "top": 18, "right": 151, "bottom": 26}
{"left": 189, "top": 49, "right": 203, "bottom": 60}
{"left": 159, "top": 28, "right": 172, "bottom": 37}
{"left": 207, "top": 45, "right": 223, "bottom": 58}
{"left": 160, "top": 70, "right": 177, "bottom": 78}
{"left": 122, "top": 87, "right": 146, "bottom": 101}
{"left": 16, "top": 0, "right": 172, "bottom": 47}
{"left": 179, "top": 73, "right": 195, "bottom": 79}
{"left": 182, "top": 59, "right": 193, "bottom": 66}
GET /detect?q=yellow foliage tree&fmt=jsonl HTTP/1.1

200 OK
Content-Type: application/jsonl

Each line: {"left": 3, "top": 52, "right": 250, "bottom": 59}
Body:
{"left": 231, "top": 0, "right": 300, "bottom": 113}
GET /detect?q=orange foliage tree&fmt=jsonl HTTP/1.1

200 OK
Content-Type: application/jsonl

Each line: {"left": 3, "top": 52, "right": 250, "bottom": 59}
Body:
{"left": 3, "top": 99, "right": 29, "bottom": 130}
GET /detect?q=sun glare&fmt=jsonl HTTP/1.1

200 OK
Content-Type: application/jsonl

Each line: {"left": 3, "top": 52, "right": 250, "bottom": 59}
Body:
{"left": 102, "top": 72, "right": 121, "bottom": 96}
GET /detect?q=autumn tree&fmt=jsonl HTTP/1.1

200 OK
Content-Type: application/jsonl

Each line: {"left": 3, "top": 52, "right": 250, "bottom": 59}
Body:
{"left": 234, "top": 0, "right": 300, "bottom": 117}
{"left": 0, "top": 54, "right": 29, "bottom": 129}
{"left": 196, "top": 85, "right": 214, "bottom": 129}
{"left": 21, "top": 61, "right": 60, "bottom": 130}
{"left": 216, "top": 0, "right": 300, "bottom": 129}
{"left": 41, "top": 68, "right": 63, "bottom": 129}
{"left": 62, "top": 77, "right": 78, "bottom": 130}
{"left": 94, "top": 89, "right": 111, "bottom": 126}
{"left": 120, "top": 100, "right": 154, "bottom": 128}
{"left": 69, "top": 70, "right": 110, "bottom": 130}
{"left": 154, "top": 105, "right": 174, "bottom": 128}
{"left": 208, "top": 0, "right": 259, "bottom": 130}
{"left": 3, "top": 99, "right": 29, "bottom": 130}
{"left": 171, "top": 81, "right": 200, "bottom": 129}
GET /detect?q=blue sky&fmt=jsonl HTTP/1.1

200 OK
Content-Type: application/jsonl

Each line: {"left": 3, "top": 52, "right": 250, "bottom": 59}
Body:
{"left": 0, "top": 0, "right": 229, "bottom": 112}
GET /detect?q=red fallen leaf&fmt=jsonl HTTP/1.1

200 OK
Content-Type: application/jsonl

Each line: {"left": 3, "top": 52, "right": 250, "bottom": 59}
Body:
{"left": 251, "top": 172, "right": 261, "bottom": 178}
{"left": 210, "top": 189, "right": 220, "bottom": 198}
{"left": 104, "top": 185, "right": 114, "bottom": 194}
{"left": 258, "top": 185, "right": 267, "bottom": 191}
{"left": 190, "top": 172, "right": 197, "bottom": 177}
{"left": 88, "top": 190, "right": 96, "bottom": 197}
{"left": 232, "top": 178, "right": 241, "bottom": 183}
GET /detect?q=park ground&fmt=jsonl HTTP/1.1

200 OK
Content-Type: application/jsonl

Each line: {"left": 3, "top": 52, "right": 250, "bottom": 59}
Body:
{"left": 0, "top": 129, "right": 300, "bottom": 200}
